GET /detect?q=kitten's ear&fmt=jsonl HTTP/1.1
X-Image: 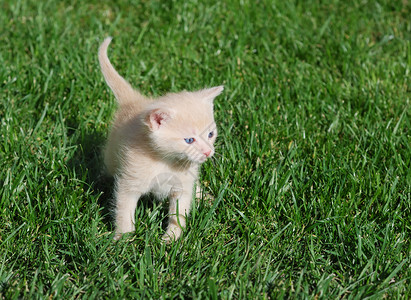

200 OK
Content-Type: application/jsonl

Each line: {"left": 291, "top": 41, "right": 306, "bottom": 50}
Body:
{"left": 200, "top": 85, "right": 224, "bottom": 102}
{"left": 146, "top": 109, "right": 172, "bottom": 131}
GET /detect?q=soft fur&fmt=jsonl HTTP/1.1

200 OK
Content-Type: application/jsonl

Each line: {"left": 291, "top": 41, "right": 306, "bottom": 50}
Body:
{"left": 98, "top": 37, "right": 223, "bottom": 242}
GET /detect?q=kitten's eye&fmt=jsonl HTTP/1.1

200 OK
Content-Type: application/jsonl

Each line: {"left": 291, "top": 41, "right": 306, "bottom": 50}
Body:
{"left": 184, "top": 137, "right": 195, "bottom": 144}
{"left": 208, "top": 132, "right": 214, "bottom": 138}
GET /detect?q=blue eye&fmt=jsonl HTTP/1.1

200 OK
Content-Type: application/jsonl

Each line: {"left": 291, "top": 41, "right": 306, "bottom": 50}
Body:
{"left": 208, "top": 132, "right": 214, "bottom": 138}
{"left": 184, "top": 137, "right": 195, "bottom": 144}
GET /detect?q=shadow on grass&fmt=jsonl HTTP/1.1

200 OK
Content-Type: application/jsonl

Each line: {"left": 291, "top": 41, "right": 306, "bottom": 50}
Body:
{"left": 67, "top": 127, "right": 114, "bottom": 231}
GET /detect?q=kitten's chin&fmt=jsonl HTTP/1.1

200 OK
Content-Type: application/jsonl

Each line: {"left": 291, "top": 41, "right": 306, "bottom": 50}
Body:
{"left": 194, "top": 155, "right": 210, "bottom": 164}
{"left": 182, "top": 155, "right": 206, "bottom": 165}
{"left": 198, "top": 157, "right": 207, "bottom": 164}
{"left": 160, "top": 150, "right": 209, "bottom": 165}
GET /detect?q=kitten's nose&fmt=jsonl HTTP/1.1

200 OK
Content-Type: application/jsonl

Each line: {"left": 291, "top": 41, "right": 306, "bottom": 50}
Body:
{"left": 203, "top": 150, "right": 211, "bottom": 157}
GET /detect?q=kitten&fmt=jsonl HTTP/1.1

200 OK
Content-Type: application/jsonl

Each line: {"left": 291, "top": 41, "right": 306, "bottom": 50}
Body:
{"left": 98, "top": 37, "right": 223, "bottom": 242}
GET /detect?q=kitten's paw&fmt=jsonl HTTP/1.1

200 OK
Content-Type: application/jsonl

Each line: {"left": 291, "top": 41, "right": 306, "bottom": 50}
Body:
{"left": 161, "top": 233, "right": 174, "bottom": 244}
{"left": 162, "top": 226, "right": 182, "bottom": 243}
{"left": 113, "top": 230, "right": 133, "bottom": 241}
{"left": 113, "top": 232, "right": 123, "bottom": 241}
{"left": 195, "top": 183, "right": 214, "bottom": 201}
{"left": 196, "top": 188, "right": 215, "bottom": 204}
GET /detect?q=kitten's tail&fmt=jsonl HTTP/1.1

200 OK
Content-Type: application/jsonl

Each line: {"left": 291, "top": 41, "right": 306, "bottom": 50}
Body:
{"left": 98, "top": 37, "right": 146, "bottom": 105}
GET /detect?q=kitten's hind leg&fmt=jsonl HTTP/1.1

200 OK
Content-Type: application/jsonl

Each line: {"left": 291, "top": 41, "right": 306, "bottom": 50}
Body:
{"left": 113, "top": 179, "right": 141, "bottom": 240}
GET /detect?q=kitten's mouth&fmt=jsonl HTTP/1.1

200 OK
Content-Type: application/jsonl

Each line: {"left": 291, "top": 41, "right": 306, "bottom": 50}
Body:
{"left": 197, "top": 155, "right": 210, "bottom": 163}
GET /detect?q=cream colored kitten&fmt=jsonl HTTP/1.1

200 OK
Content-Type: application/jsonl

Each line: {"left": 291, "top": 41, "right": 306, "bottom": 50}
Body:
{"left": 98, "top": 37, "right": 223, "bottom": 242}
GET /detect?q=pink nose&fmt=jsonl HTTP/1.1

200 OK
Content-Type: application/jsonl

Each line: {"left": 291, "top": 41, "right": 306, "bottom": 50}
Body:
{"left": 203, "top": 150, "right": 211, "bottom": 157}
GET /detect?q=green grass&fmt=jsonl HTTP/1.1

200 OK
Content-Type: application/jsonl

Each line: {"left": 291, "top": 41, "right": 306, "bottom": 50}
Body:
{"left": 1, "top": 0, "right": 410, "bottom": 298}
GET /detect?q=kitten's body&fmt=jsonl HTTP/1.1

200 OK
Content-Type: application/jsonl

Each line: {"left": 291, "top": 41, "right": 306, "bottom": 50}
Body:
{"left": 98, "top": 37, "right": 223, "bottom": 241}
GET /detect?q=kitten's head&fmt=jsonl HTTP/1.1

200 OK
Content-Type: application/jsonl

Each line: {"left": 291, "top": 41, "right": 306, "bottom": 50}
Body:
{"left": 144, "top": 86, "right": 223, "bottom": 165}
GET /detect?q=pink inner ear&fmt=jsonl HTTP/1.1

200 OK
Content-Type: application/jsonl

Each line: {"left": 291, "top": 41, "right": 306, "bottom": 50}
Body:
{"left": 149, "top": 110, "right": 169, "bottom": 130}
{"left": 153, "top": 113, "right": 164, "bottom": 125}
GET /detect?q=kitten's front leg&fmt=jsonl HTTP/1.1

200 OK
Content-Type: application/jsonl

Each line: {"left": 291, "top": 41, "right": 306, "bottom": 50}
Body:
{"left": 114, "top": 178, "right": 140, "bottom": 240}
{"left": 163, "top": 189, "right": 192, "bottom": 242}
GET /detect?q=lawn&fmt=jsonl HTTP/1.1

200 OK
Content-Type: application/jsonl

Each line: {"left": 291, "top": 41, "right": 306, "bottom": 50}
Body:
{"left": 0, "top": 0, "right": 410, "bottom": 298}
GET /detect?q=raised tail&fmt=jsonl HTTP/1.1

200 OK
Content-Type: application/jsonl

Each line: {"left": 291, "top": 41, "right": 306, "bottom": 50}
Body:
{"left": 98, "top": 37, "right": 146, "bottom": 105}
